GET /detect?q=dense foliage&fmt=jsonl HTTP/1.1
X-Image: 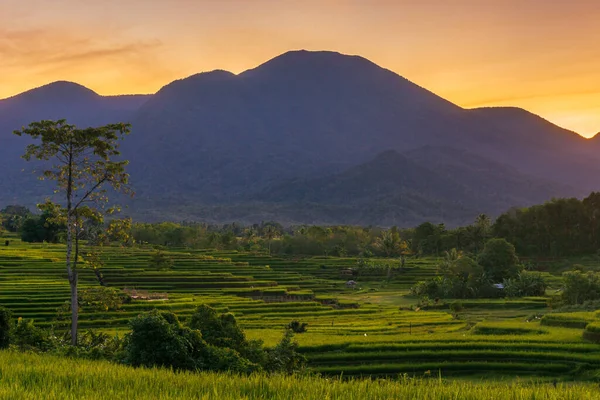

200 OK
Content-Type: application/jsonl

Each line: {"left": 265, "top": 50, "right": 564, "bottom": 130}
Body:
{"left": 0, "top": 302, "right": 304, "bottom": 375}
{"left": 503, "top": 271, "right": 547, "bottom": 298}
{"left": 493, "top": 193, "right": 600, "bottom": 257}
{"left": 411, "top": 239, "right": 525, "bottom": 299}
{"left": 0, "top": 307, "right": 11, "bottom": 349}
{"left": 5, "top": 192, "right": 600, "bottom": 261}
{"left": 561, "top": 271, "right": 600, "bottom": 305}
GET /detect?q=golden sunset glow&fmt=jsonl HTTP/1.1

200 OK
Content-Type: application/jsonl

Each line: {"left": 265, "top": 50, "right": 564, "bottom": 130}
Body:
{"left": 2, "top": 0, "right": 599, "bottom": 137}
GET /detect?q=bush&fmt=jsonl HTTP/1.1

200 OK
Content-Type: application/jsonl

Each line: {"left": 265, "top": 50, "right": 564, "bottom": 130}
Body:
{"left": 504, "top": 271, "right": 547, "bottom": 297}
{"left": 55, "top": 330, "right": 125, "bottom": 361}
{"left": 410, "top": 258, "right": 499, "bottom": 300}
{"left": 0, "top": 306, "right": 11, "bottom": 349}
{"left": 203, "top": 345, "right": 259, "bottom": 374}
{"left": 189, "top": 305, "right": 246, "bottom": 351}
{"left": 79, "top": 287, "right": 123, "bottom": 311}
{"left": 124, "top": 310, "right": 205, "bottom": 370}
{"left": 287, "top": 320, "right": 308, "bottom": 333}
{"left": 477, "top": 239, "right": 519, "bottom": 282}
{"left": 449, "top": 301, "right": 463, "bottom": 313}
{"left": 561, "top": 270, "right": 600, "bottom": 305}
{"left": 13, "top": 318, "right": 53, "bottom": 352}
{"left": 266, "top": 330, "right": 306, "bottom": 374}
{"left": 124, "top": 309, "right": 262, "bottom": 373}
{"left": 149, "top": 250, "right": 174, "bottom": 270}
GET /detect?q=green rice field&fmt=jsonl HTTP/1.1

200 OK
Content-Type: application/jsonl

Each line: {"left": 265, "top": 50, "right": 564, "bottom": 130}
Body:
{"left": 1, "top": 235, "right": 600, "bottom": 382}
{"left": 0, "top": 351, "right": 599, "bottom": 400}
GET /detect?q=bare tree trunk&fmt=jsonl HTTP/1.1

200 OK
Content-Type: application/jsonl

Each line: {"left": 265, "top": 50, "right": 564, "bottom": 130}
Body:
{"left": 66, "top": 146, "right": 77, "bottom": 346}
{"left": 66, "top": 213, "right": 78, "bottom": 346}
{"left": 70, "top": 269, "right": 78, "bottom": 345}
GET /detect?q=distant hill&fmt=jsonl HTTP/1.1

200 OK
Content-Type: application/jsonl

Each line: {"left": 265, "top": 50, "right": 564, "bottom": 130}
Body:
{"left": 0, "top": 50, "right": 597, "bottom": 226}
{"left": 248, "top": 148, "right": 568, "bottom": 226}
{"left": 0, "top": 82, "right": 150, "bottom": 206}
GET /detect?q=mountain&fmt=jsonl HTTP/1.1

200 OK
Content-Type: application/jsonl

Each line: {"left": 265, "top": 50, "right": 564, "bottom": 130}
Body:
{"left": 0, "top": 82, "right": 150, "bottom": 206}
{"left": 249, "top": 147, "right": 568, "bottom": 226}
{"left": 125, "top": 51, "right": 468, "bottom": 201}
{"left": 1, "top": 50, "right": 598, "bottom": 226}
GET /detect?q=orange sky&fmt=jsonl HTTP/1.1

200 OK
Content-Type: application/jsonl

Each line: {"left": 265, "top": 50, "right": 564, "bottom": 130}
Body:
{"left": 2, "top": 0, "right": 599, "bottom": 137}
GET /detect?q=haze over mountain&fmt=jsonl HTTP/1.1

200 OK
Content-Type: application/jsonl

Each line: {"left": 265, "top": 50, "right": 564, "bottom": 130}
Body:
{"left": 1, "top": 50, "right": 597, "bottom": 226}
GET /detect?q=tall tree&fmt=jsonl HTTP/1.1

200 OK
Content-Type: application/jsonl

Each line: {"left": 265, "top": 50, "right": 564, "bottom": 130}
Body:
{"left": 374, "top": 229, "right": 408, "bottom": 258}
{"left": 477, "top": 238, "right": 519, "bottom": 282}
{"left": 262, "top": 225, "right": 280, "bottom": 255}
{"left": 14, "top": 119, "right": 132, "bottom": 345}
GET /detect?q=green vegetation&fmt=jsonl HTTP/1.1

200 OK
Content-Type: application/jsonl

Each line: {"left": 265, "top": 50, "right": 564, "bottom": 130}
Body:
{"left": 4, "top": 184, "right": 600, "bottom": 396}
{"left": 3, "top": 351, "right": 600, "bottom": 400}
{"left": 2, "top": 233, "right": 600, "bottom": 382}
{"left": 0, "top": 306, "right": 11, "bottom": 349}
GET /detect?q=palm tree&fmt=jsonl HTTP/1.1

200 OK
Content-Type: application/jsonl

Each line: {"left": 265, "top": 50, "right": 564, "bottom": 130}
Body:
{"left": 262, "top": 225, "right": 280, "bottom": 255}
{"left": 475, "top": 213, "right": 491, "bottom": 229}
{"left": 243, "top": 228, "right": 258, "bottom": 243}
{"left": 439, "top": 248, "right": 463, "bottom": 274}
{"left": 374, "top": 230, "right": 408, "bottom": 258}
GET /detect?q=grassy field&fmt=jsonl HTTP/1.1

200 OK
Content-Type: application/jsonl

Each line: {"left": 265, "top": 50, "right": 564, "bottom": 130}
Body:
{"left": 1, "top": 351, "right": 599, "bottom": 400}
{"left": 1, "top": 235, "right": 600, "bottom": 381}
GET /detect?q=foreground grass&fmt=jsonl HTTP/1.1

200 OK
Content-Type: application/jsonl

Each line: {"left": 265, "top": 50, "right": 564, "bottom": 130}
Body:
{"left": 0, "top": 351, "right": 599, "bottom": 400}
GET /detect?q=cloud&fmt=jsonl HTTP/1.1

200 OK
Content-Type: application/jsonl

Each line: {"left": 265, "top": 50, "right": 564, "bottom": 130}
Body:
{"left": 0, "top": 28, "right": 161, "bottom": 68}
{"left": 0, "top": 27, "right": 170, "bottom": 97}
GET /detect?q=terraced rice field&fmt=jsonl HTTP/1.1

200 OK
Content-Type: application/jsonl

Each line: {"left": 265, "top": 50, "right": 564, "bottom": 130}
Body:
{"left": 1, "top": 235, "right": 600, "bottom": 381}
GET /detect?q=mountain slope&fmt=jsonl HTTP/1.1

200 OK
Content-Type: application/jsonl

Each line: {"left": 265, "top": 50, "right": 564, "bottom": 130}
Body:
{"left": 250, "top": 147, "right": 569, "bottom": 226}
{"left": 0, "top": 82, "right": 150, "bottom": 207}
{"left": 1, "top": 50, "right": 598, "bottom": 225}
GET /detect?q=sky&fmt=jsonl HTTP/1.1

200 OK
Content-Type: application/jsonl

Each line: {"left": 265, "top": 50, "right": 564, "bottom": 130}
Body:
{"left": 1, "top": 0, "right": 600, "bottom": 137}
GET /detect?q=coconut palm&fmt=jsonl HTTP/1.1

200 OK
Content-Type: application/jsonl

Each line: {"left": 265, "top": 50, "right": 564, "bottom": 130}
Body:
{"left": 262, "top": 225, "right": 280, "bottom": 255}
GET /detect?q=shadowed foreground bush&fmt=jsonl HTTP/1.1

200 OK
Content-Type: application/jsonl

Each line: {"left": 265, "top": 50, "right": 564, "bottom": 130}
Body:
{"left": 0, "top": 351, "right": 599, "bottom": 400}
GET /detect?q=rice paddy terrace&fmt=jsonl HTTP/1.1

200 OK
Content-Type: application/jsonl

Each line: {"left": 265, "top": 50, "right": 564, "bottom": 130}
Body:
{"left": 1, "top": 236, "right": 600, "bottom": 381}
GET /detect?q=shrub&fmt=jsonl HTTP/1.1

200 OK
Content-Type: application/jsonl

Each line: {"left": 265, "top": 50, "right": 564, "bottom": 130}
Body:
{"left": 449, "top": 301, "right": 463, "bottom": 313}
{"left": 124, "top": 310, "right": 205, "bottom": 370}
{"left": 56, "top": 330, "right": 125, "bottom": 361}
{"left": 13, "top": 318, "right": 53, "bottom": 351}
{"left": 125, "top": 309, "right": 262, "bottom": 373}
{"left": 287, "top": 320, "right": 308, "bottom": 333}
{"left": 504, "top": 271, "right": 547, "bottom": 297}
{"left": 0, "top": 306, "right": 12, "bottom": 349}
{"left": 189, "top": 305, "right": 246, "bottom": 351}
{"left": 79, "top": 287, "right": 123, "bottom": 312}
{"left": 266, "top": 330, "right": 306, "bottom": 374}
{"left": 149, "top": 250, "right": 174, "bottom": 270}
{"left": 203, "top": 345, "right": 259, "bottom": 374}
{"left": 477, "top": 239, "right": 519, "bottom": 282}
{"left": 561, "top": 270, "right": 600, "bottom": 305}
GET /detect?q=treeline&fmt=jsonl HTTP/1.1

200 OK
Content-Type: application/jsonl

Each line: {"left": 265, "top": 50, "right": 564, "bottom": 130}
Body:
{"left": 3, "top": 192, "right": 600, "bottom": 257}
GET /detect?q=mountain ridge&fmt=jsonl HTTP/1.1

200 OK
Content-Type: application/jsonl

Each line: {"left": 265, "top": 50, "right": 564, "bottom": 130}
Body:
{"left": 1, "top": 49, "right": 597, "bottom": 226}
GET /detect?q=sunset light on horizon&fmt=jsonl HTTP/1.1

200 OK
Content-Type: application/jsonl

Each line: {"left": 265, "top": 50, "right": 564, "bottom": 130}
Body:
{"left": 2, "top": 0, "right": 600, "bottom": 137}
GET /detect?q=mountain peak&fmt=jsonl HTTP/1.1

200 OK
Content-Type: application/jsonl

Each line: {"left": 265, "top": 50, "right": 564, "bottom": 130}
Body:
{"left": 240, "top": 49, "right": 382, "bottom": 79}
{"left": 6, "top": 81, "right": 99, "bottom": 103}
{"left": 155, "top": 70, "right": 237, "bottom": 97}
